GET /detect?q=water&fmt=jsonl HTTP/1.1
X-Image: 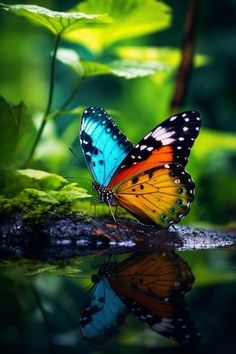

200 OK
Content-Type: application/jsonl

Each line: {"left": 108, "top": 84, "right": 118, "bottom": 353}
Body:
{"left": 0, "top": 249, "right": 235, "bottom": 354}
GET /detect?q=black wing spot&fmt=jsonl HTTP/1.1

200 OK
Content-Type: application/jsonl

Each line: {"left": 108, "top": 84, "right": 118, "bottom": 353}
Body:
{"left": 132, "top": 177, "right": 139, "bottom": 184}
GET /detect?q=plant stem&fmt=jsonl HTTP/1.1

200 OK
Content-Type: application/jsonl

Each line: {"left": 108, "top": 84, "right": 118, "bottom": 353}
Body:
{"left": 25, "top": 33, "right": 61, "bottom": 166}
{"left": 170, "top": 0, "right": 198, "bottom": 112}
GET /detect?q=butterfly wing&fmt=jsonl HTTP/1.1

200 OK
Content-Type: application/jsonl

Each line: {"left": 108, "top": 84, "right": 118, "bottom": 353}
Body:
{"left": 110, "top": 251, "right": 194, "bottom": 298}
{"left": 80, "top": 107, "right": 133, "bottom": 187}
{"left": 109, "top": 251, "right": 200, "bottom": 344}
{"left": 122, "top": 294, "right": 200, "bottom": 345}
{"left": 115, "top": 163, "right": 194, "bottom": 227}
{"left": 80, "top": 277, "right": 128, "bottom": 344}
{"left": 108, "top": 110, "right": 200, "bottom": 189}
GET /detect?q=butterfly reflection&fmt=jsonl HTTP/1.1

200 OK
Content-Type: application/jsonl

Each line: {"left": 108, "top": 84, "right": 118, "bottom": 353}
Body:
{"left": 80, "top": 251, "right": 201, "bottom": 345}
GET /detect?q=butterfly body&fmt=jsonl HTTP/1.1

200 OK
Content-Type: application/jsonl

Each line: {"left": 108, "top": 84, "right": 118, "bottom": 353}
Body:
{"left": 80, "top": 107, "right": 200, "bottom": 227}
{"left": 92, "top": 182, "right": 116, "bottom": 206}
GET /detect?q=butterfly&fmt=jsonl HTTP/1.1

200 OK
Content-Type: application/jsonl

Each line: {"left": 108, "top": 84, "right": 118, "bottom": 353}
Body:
{"left": 80, "top": 107, "right": 201, "bottom": 227}
{"left": 80, "top": 251, "right": 201, "bottom": 345}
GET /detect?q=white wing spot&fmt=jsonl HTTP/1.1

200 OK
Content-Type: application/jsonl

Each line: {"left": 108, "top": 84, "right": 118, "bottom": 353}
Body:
{"left": 183, "top": 126, "right": 189, "bottom": 132}
{"left": 170, "top": 116, "right": 177, "bottom": 121}
{"left": 140, "top": 145, "right": 147, "bottom": 150}
{"left": 162, "top": 137, "right": 175, "bottom": 145}
{"left": 185, "top": 117, "right": 190, "bottom": 122}
{"left": 179, "top": 137, "right": 185, "bottom": 141}
{"left": 144, "top": 132, "right": 152, "bottom": 140}
{"left": 196, "top": 127, "right": 200, "bottom": 131}
{"left": 147, "top": 146, "right": 154, "bottom": 151}
{"left": 177, "top": 146, "right": 182, "bottom": 150}
{"left": 196, "top": 117, "right": 200, "bottom": 120}
{"left": 164, "top": 164, "right": 170, "bottom": 168}
{"left": 182, "top": 113, "right": 187, "bottom": 117}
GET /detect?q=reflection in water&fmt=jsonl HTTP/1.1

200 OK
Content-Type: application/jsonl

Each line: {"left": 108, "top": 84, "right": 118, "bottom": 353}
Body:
{"left": 80, "top": 251, "right": 201, "bottom": 346}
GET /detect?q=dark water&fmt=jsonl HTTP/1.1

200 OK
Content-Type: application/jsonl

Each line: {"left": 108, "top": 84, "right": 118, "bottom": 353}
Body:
{"left": 0, "top": 249, "right": 235, "bottom": 354}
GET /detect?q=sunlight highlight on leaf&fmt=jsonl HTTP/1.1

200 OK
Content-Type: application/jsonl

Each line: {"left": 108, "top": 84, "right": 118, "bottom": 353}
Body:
{"left": 0, "top": 3, "right": 111, "bottom": 35}
{"left": 65, "top": 0, "right": 171, "bottom": 53}
{"left": 57, "top": 47, "right": 169, "bottom": 79}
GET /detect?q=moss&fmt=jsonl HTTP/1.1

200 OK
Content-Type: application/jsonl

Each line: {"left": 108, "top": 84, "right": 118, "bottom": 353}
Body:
{"left": 0, "top": 169, "right": 93, "bottom": 221}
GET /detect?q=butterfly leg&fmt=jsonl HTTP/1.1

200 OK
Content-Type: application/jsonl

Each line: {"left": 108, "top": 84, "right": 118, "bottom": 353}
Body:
{"left": 114, "top": 205, "right": 118, "bottom": 217}
{"left": 107, "top": 200, "right": 118, "bottom": 224}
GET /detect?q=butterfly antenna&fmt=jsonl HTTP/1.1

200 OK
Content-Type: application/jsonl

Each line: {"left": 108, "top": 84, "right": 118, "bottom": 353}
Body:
{"left": 69, "top": 146, "right": 83, "bottom": 165}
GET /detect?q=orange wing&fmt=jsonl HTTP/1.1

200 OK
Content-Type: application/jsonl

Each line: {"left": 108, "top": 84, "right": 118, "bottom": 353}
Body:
{"left": 108, "top": 110, "right": 200, "bottom": 189}
{"left": 110, "top": 251, "right": 194, "bottom": 299}
{"left": 114, "top": 164, "right": 195, "bottom": 227}
{"left": 109, "top": 251, "right": 200, "bottom": 344}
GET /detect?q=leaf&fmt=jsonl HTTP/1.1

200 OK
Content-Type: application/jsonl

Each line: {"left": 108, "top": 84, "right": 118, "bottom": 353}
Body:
{"left": 114, "top": 46, "right": 209, "bottom": 68}
{"left": 57, "top": 48, "right": 169, "bottom": 79}
{"left": 17, "top": 169, "right": 68, "bottom": 190}
{"left": 0, "top": 97, "right": 32, "bottom": 168}
{"left": 52, "top": 183, "right": 91, "bottom": 203}
{"left": 0, "top": 3, "right": 111, "bottom": 35}
{"left": 19, "top": 188, "right": 60, "bottom": 204}
{"left": 65, "top": 0, "right": 171, "bottom": 53}
{"left": 108, "top": 59, "right": 168, "bottom": 79}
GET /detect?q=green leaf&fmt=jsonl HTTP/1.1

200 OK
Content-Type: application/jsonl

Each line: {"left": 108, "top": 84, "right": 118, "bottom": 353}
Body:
{"left": 0, "top": 97, "right": 32, "bottom": 168}
{"left": 65, "top": 0, "right": 171, "bottom": 53}
{"left": 0, "top": 3, "right": 111, "bottom": 35}
{"left": 18, "top": 183, "right": 91, "bottom": 205}
{"left": 114, "top": 46, "right": 209, "bottom": 68}
{"left": 17, "top": 169, "right": 68, "bottom": 190}
{"left": 19, "top": 188, "right": 60, "bottom": 204}
{"left": 57, "top": 47, "right": 169, "bottom": 79}
{"left": 108, "top": 59, "right": 168, "bottom": 79}
{"left": 52, "top": 183, "right": 91, "bottom": 203}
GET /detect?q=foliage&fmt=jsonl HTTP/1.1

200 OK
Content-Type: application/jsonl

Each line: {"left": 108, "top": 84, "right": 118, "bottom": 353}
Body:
{"left": 0, "top": 168, "right": 91, "bottom": 221}
{"left": 0, "top": 1, "right": 236, "bottom": 353}
{"left": 0, "top": 2, "right": 111, "bottom": 35}
{"left": 0, "top": 0, "right": 235, "bottom": 227}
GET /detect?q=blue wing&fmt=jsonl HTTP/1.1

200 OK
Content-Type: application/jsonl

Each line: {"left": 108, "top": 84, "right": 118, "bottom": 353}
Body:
{"left": 80, "top": 107, "right": 133, "bottom": 187}
{"left": 80, "top": 277, "right": 128, "bottom": 344}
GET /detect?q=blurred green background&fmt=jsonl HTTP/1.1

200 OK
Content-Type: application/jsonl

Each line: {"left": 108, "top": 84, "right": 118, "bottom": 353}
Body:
{"left": 0, "top": 0, "right": 236, "bottom": 353}
{"left": 0, "top": 0, "right": 236, "bottom": 226}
